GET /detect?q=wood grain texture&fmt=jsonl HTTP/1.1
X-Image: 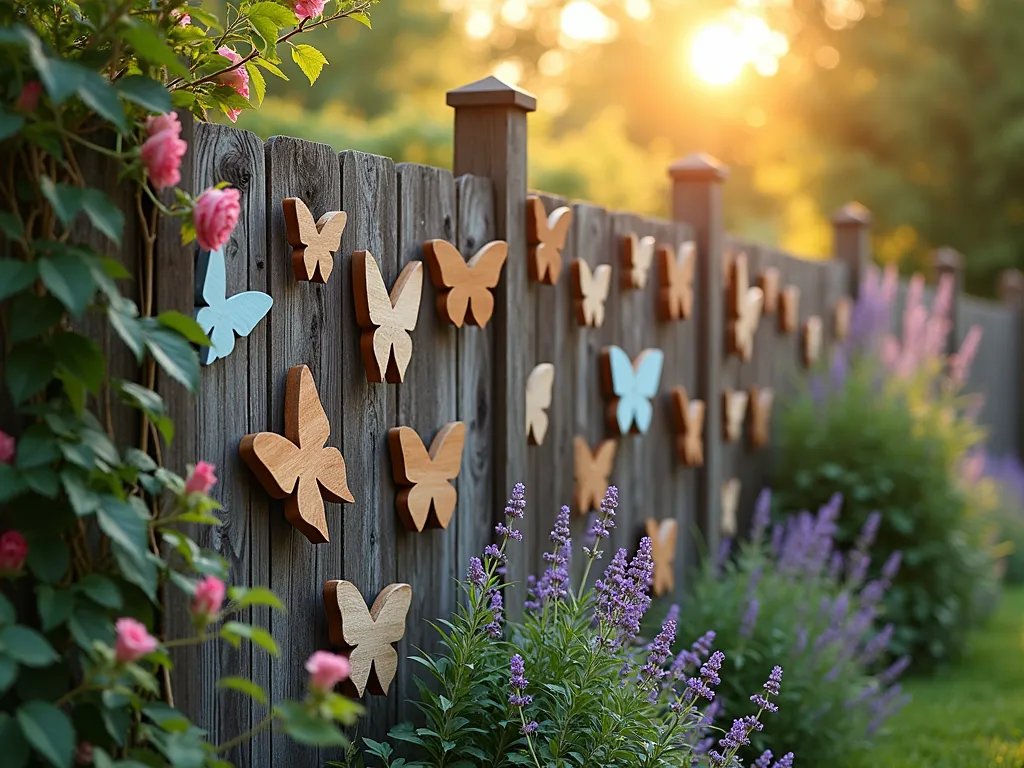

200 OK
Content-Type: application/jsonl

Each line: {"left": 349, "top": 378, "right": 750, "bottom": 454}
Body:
{"left": 621, "top": 232, "right": 656, "bottom": 289}
{"left": 282, "top": 197, "right": 347, "bottom": 283}
{"left": 658, "top": 241, "right": 695, "bottom": 321}
{"left": 525, "top": 362, "right": 555, "bottom": 445}
{"left": 352, "top": 252, "right": 423, "bottom": 383}
{"left": 388, "top": 422, "right": 465, "bottom": 531}
{"left": 670, "top": 386, "right": 705, "bottom": 467}
{"left": 526, "top": 194, "right": 572, "bottom": 284}
{"left": 423, "top": 238, "right": 507, "bottom": 327}
{"left": 726, "top": 252, "right": 764, "bottom": 362}
{"left": 646, "top": 518, "right": 678, "bottom": 597}
{"left": 573, "top": 437, "right": 618, "bottom": 516}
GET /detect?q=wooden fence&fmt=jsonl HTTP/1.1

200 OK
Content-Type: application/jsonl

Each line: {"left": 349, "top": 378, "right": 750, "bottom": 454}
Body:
{"left": 37, "top": 77, "right": 1019, "bottom": 765}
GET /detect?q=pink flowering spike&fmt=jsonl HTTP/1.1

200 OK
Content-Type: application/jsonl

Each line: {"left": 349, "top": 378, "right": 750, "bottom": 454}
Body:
{"left": 293, "top": 0, "right": 327, "bottom": 19}
{"left": 950, "top": 324, "right": 983, "bottom": 386}
{"left": 0, "top": 530, "right": 28, "bottom": 571}
{"left": 305, "top": 650, "right": 350, "bottom": 691}
{"left": 0, "top": 430, "right": 15, "bottom": 464}
{"left": 191, "top": 575, "right": 226, "bottom": 618}
{"left": 194, "top": 187, "right": 241, "bottom": 251}
{"left": 141, "top": 120, "right": 188, "bottom": 190}
{"left": 185, "top": 461, "right": 217, "bottom": 495}
{"left": 114, "top": 617, "right": 158, "bottom": 663}
{"left": 16, "top": 81, "right": 42, "bottom": 112}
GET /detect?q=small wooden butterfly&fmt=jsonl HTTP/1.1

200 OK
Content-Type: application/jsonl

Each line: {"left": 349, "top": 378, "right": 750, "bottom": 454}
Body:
{"left": 622, "top": 233, "right": 656, "bottom": 290}
{"left": 388, "top": 422, "right": 466, "bottom": 532}
{"left": 834, "top": 297, "right": 852, "bottom": 341}
{"left": 194, "top": 247, "right": 273, "bottom": 366}
{"left": 600, "top": 346, "right": 665, "bottom": 435}
{"left": 726, "top": 253, "right": 764, "bottom": 361}
{"left": 779, "top": 285, "right": 800, "bottom": 334}
{"left": 323, "top": 580, "right": 412, "bottom": 697}
{"left": 721, "top": 478, "right": 741, "bottom": 538}
{"left": 423, "top": 239, "right": 508, "bottom": 328}
{"left": 722, "top": 388, "right": 749, "bottom": 443}
{"left": 282, "top": 197, "right": 348, "bottom": 283}
{"left": 239, "top": 365, "right": 354, "bottom": 544}
{"left": 526, "top": 363, "right": 555, "bottom": 445}
{"left": 573, "top": 437, "right": 618, "bottom": 515}
{"left": 670, "top": 386, "right": 705, "bottom": 467}
{"left": 759, "top": 267, "right": 780, "bottom": 315}
{"left": 748, "top": 386, "right": 774, "bottom": 449}
{"left": 802, "top": 316, "right": 823, "bottom": 366}
{"left": 527, "top": 195, "right": 573, "bottom": 285}
{"left": 571, "top": 259, "right": 612, "bottom": 328}
{"left": 646, "top": 517, "right": 678, "bottom": 597}
{"left": 659, "top": 241, "right": 696, "bottom": 322}
{"left": 352, "top": 252, "right": 423, "bottom": 383}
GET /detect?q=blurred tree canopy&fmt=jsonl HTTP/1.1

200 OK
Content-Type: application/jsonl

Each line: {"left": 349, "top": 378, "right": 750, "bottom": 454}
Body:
{"left": 234, "top": 0, "right": 1024, "bottom": 297}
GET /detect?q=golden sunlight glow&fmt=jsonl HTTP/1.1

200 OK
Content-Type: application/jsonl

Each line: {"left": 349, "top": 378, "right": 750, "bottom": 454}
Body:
{"left": 561, "top": 1, "right": 616, "bottom": 43}
{"left": 465, "top": 9, "right": 494, "bottom": 40}
{"left": 689, "top": 11, "right": 789, "bottom": 87}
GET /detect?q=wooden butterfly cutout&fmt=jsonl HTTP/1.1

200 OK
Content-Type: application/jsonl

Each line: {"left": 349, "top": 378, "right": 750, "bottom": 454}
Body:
{"left": 526, "top": 363, "right": 555, "bottom": 445}
{"left": 646, "top": 518, "right": 678, "bottom": 597}
{"left": 658, "top": 241, "right": 696, "bottom": 322}
{"left": 323, "top": 580, "right": 411, "bottom": 697}
{"left": 670, "top": 386, "right": 705, "bottom": 467}
{"left": 240, "top": 365, "right": 353, "bottom": 544}
{"left": 194, "top": 247, "right": 272, "bottom": 365}
{"left": 574, "top": 437, "right": 617, "bottom": 515}
{"left": 527, "top": 195, "right": 572, "bottom": 285}
{"left": 726, "top": 253, "right": 764, "bottom": 361}
{"left": 779, "top": 285, "right": 800, "bottom": 334}
{"left": 834, "top": 297, "right": 852, "bottom": 341}
{"left": 600, "top": 346, "right": 665, "bottom": 435}
{"left": 802, "top": 316, "right": 823, "bottom": 366}
{"left": 423, "top": 239, "right": 508, "bottom": 328}
{"left": 388, "top": 422, "right": 465, "bottom": 532}
{"left": 352, "top": 251, "right": 423, "bottom": 383}
{"left": 748, "top": 386, "right": 774, "bottom": 449}
{"left": 282, "top": 197, "right": 348, "bottom": 283}
{"left": 721, "top": 478, "right": 741, "bottom": 538}
{"left": 571, "top": 259, "right": 612, "bottom": 328}
{"left": 759, "top": 268, "right": 780, "bottom": 315}
{"left": 622, "top": 233, "right": 656, "bottom": 289}
{"left": 722, "top": 388, "right": 749, "bottom": 443}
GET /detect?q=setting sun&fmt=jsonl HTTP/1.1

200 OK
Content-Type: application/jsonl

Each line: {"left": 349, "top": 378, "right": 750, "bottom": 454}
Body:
{"left": 689, "top": 11, "right": 790, "bottom": 87}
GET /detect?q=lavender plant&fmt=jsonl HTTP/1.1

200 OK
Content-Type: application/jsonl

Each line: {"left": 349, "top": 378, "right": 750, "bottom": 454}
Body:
{"left": 357, "top": 485, "right": 790, "bottom": 768}
{"left": 678, "top": 490, "right": 908, "bottom": 767}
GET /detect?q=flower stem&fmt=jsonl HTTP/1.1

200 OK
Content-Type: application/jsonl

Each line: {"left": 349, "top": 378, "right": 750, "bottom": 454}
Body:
{"left": 216, "top": 713, "right": 275, "bottom": 754}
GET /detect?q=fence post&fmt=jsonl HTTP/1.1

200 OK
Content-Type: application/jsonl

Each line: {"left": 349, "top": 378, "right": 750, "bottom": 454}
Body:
{"left": 934, "top": 247, "right": 964, "bottom": 353}
{"left": 999, "top": 269, "right": 1024, "bottom": 459}
{"left": 831, "top": 202, "right": 872, "bottom": 298}
{"left": 668, "top": 153, "right": 728, "bottom": 557}
{"left": 446, "top": 76, "right": 535, "bottom": 571}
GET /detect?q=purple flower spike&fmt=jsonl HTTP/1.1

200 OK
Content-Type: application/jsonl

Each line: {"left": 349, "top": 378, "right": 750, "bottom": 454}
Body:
{"left": 484, "top": 589, "right": 503, "bottom": 639}
{"left": 740, "top": 598, "right": 760, "bottom": 639}
{"left": 753, "top": 750, "right": 774, "bottom": 768}
{"left": 467, "top": 557, "right": 485, "bottom": 588}
{"left": 520, "top": 720, "right": 538, "bottom": 735}
{"left": 764, "top": 665, "right": 783, "bottom": 697}
{"left": 505, "top": 482, "right": 526, "bottom": 519}
{"left": 508, "top": 653, "right": 532, "bottom": 707}
{"left": 882, "top": 550, "right": 902, "bottom": 581}
{"left": 751, "top": 488, "right": 772, "bottom": 541}
{"left": 638, "top": 618, "right": 676, "bottom": 696}
{"left": 772, "top": 753, "right": 795, "bottom": 768}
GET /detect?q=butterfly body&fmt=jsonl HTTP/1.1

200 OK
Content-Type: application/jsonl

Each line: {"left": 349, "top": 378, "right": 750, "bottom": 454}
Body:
{"left": 352, "top": 251, "right": 424, "bottom": 383}
{"left": 423, "top": 239, "right": 508, "bottom": 327}
{"left": 600, "top": 346, "right": 664, "bottom": 435}
{"left": 527, "top": 196, "right": 572, "bottom": 285}
{"left": 194, "top": 247, "right": 273, "bottom": 365}
{"left": 670, "top": 386, "right": 705, "bottom": 467}
{"left": 726, "top": 253, "right": 764, "bottom": 361}
{"left": 282, "top": 198, "right": 347, "bottom": 283}
{"left": 388, "top": 422, "right": 466, "bottom": 531}
{"left": 622, "top": 233, "right": 656, "bottom": 289}
{"left": 646, "top": 518, "right": 678, "bottom": 597}
{"left": 658, "top": 241, "right": 695, "bottom": 321}
{"left": 323, "top": 580, "right": 412, "bottom": 697}
{"left": 573, "top": 437, "right": 617, "bottom": 514}
{"left": 748, "top": 386, "right": 774, "bottom": 448}
{"left": 722, "top": 389, "right": 749, "bottom": 443}
{"left": 571, "top": 259, "right": 612, "bottom": 327}
{"left": 721, "top": 478, "right": 741, "bottom": 538}
{"left": 526, "top": 363, "right": 555, "bottom": 445}
{"left": 802, "top": 316, "right": 823, "bottom": 366}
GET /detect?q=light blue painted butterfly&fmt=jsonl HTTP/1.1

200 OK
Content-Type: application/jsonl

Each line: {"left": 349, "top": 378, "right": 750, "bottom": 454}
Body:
{"left": 195, "top": 247, "right": 273, "bottom": 366}
{"left": 599, "top": 345, "right": 665, "bottom": 435}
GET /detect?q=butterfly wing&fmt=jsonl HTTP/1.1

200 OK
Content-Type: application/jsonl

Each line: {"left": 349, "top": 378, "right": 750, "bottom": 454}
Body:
{"left": 390, "top": 426, "right": 432, "bottom": 484}
{"left": 465, "top": 241, "right": 507, "bottom": 327}
{"left": 526, "top": 363, "right": 555, "bottom": 444}
{"left": 428, "top": 421, "right": 466, "bottom": 481}
{"left": 239, "top": 432, "right": 301, "bottom": 498}
{"left": 590, "top": 264, "right": 612, "bottom": 326}
{"left": 354, "top": 251, "right": 394, "bottom": 328}
{"left": 629, "top": 350, "right": 664, "bottom": 434}
{"left": 317, "top": 210, "right": 348, "bottom": 253}
{"left": 287, "top": 365, "right": 331, "bottom": 451}
{"left": 634, "top": 235, "right": 656, "bottom": 287}
{"left": 390, "top": 260, "right": 424, "bottom": 333}
{"left": 223, "top": 291, "right": 273, "bottom": 337}
{"left": 197, "top": 247, "right": 227, "bottom": 309}
{"left": 370, "top": 583, "right": 413, "bottom": 646}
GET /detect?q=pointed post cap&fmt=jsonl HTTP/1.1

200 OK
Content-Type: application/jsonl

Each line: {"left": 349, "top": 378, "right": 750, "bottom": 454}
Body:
{"left": 668, "top": 153, "right": 729, "bottom": 182}
{"left": 447, "top": 76, "right": 537, "bottom": 112}
{"left": 832, "top": 202, "right": 872, "bottom": 226}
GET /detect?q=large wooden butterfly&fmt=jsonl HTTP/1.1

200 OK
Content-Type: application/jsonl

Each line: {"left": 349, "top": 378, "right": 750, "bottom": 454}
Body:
{"left": 646, "top": 518, "right": 678, "bottom": 597}
{"left": 573, "top": 437, "right": 617, "bottom": 515}
{"left": 323, "top": 580, "right": 412, "bottom": 697}
{"left": 759, "top": 268, "right": 780, "bottom": 315}
{"left": 388, "top": 422, "right": 465, "bottom": 531}
{"left": 670, "top": 386, "right": 705, "bottom": 467}
{"left": 423, "top": 239, "right": 508, "bottom": 328}
{"left": 239, "top": 365, "right": 353, "bottom": 544}
{"left": 527, "top": 195, "right": 572, "bottom": 285}
{"left": 658, "top": 241, "right": 696, "bottom": 321}
{"left": 834, "top": 297, "right": 852, "bottom": 341}
{"left": 194, "top": 247, "right": 272, "bottom": 365}
{"left": 282, "top": 198, "right": 348, "bottom": 284}
{"left": 721, "top": 478, "right": 741, "bottom": 538}
{"left": 571, "top": 259, "right": 612, "bottom": 328}
{"left": 779, "top": 285, "right": 800, "bottom": 334}
{"left": 525, "top": 363, "right": 555, "bottom": 445}
{"left": 622, "top": 233, "right": 656, "bottom": 289}
{"left": 722, "top": 388, "right": 749, "bottom": 443}
{"left": 352, "top": 251, "right": 423, "bottom": 383}
{"left": 802, "top": 316, "right": 823, "bottom": 367}
{"left": 726, "top": 253, "right": 764, "bottom": 361}
{"left": 600, "top": 346, "right": 665, "bottom": 435}
{"left": 748, "top": 386, "right": 774, "bottom": 449}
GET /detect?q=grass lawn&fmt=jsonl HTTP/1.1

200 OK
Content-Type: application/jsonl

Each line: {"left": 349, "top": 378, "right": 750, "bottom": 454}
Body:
{"left": 855, "top": 586, "right": 1024, "bottom": 768}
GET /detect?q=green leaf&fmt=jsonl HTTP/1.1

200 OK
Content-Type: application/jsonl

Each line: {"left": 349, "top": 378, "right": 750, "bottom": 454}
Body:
{"left": 217, "top": 676, "right": 267, "bottom": 704}
{"left": 231, "top": 586, "right": 286, "bottom": 612}
{"left": 38, "top": 253, "right": 95, "bottom": 317}
{"left": 38, "top": 178, "right": 83, "bottom": 227}
{"left": 6, "top": 294, "right": 61, "bottom": 343}
{"left": 122, "top": 23, "right": 188, "bottom": 77}
{"left": 0, "top": 626, "right": 59, "bottom": 668}
{"left": 0, "top": 655, "right": 18, "bottom": 697}
{"left": 349, "top": 11, "right": 372, "bottom": 29}
{"left": 77, "top": 70, "right": 127, "bottom": 132}
{"left": 109, "top": 307, "right": 144, "bottom": 361}
{"left": 112, "top": 543, "right": 158, "bottom": 601}
{"left": 22, "top": 466, "right": 59, "bottom": 498}
{"left": 5, "top": 343, "right": 55, "bottom": 404}
{"left": 80, "top": 188, "right": 125, "bottom": 244}
{"left": 67, "top": 602, "right": 115, "bottom": 651}
{"left": 0, "top": 212, "right": 24, "bottom": 241}
{"left": 0, "top": 465, "right": 28, "bottom": 503}
{"left": 36, "top": 587, "right": 74, "bottom": 632}
{"left": 17, "top": 700, "right": 75, "bottom": 768}
{"left": 97, "top": 500, "right": 149, "bottom": 560}
{"left": 290, "top": 44, "right": 328, "bottom": 86}
{"left": 219, "top": 622, "right": 279, "bottom": 654}
{"left": 75, "top": 574, "right": 123, "bottom": 609}
{"left": 117, "top": 380, "right": 166, "bottom": 416}
{"left": 171, "top": 90, "right": 197, "bottom": 109}
{"left": 30, "top": 47, "right": 88, "bottom": 106}
{"left": 248, "top": 2, "right": 298, "bottom": 28}
{"left": 157, "top": 311, "right": 211, "bottom": 346}
{"left": 0, "top": 105, "right": 25, "bottom": 142}
{"left": 275, "top": 700, "right": 347, "bottom": 747}
{"left": 53, "top": 331, "right": 105, "bottom": 393}
{"left": 61, "top": 470, "right": 100, "bottom": 516}
{"left": 116, "top": 75, "right": 172, "bottom": 114}
{"left": 0, "top": 594, "right": 14, "bottom": 626}
{"left": 14, "top": 423, "right": 60, "bottom": 468}
{"left": 254, "top": 58, "right": 289, "bottom": 80}
{"left": 246, "top": 62, "right": 266, "bottom": 107}
{"left": 142, "top": 702, "right": 192, "bottom": 732}
{"left": 26, "top": 536, "right": 69, "bottom": 584}
{"left": 144, "top": 325, "right": 200, "bottom": 392}
{"left": 0, "top": 711, "right": 30, "bottom": 766}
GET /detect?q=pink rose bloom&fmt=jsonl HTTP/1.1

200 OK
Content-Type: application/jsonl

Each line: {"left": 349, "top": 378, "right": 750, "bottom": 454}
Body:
{"left": 185, "top": 460, "right": 217, "bottom": 495}
{"left": 75, "top": 741, "right": 94, "bottom": 766}
{"left": 305, "top": 650, "right": 350, "bottom": 691}
{"left": 0, "top": 430, "right": 15, "bottom": 464}
{"left": 194, "top": 187, "right": 240, "bottom": 251}
{"left": 216, "top": 46, "right": 249, "bottom": 122}
{"left": 171, "top": 8, "right": 191, "bottom": 27}
{"left": 114, "top": 617, "right": 158, "bottom": 663}
{"left": 0, "top": 530, "right": 27, "bottom": 571}
{"left": 16, "top": 81, "right": 42, "bottom": 112}
{"left": 294, "top": 0, "right": 327, "bottom": 19}
{"left": 192, "top": 575, "right": 226, "bottom": 618}
{"left": 141, "top": 113, "right": 188, "bottom": 190}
